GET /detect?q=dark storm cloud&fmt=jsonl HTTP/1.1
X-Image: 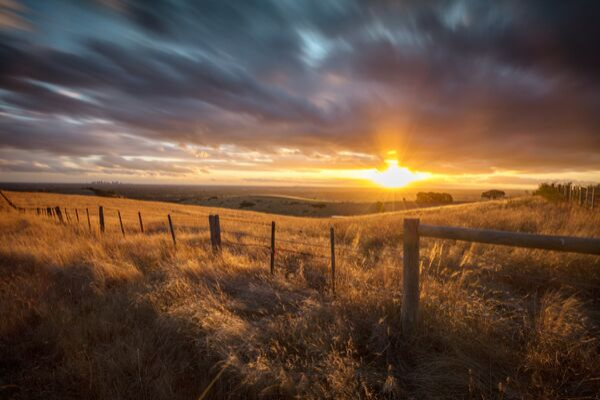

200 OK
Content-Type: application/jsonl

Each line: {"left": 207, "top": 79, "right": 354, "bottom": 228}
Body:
{"left": 0, "top": 0, "right": 599, "bottom": 179}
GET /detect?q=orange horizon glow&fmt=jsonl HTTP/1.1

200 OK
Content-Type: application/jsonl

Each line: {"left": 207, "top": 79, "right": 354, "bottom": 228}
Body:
{"left": 361, "top": 159, "right": 431, "bottom": 189}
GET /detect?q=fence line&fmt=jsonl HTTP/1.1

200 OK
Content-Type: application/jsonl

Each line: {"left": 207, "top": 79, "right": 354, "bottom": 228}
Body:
{"left": 5, "top": 196, "right": 600, "bottom": 322}
{"left": 3, "top": 201, "right": 380, "bottom": 258}
{"left": 0, "top": 190, "right": 18, "bottom": 209}
{"left": 546, "top": 183, "right": 598, "bottom": 209}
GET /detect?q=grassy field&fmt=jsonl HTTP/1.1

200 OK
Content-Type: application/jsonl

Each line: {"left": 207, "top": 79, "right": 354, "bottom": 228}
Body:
{"left": 1, "top": 191, "right": 599, "bottom": 399}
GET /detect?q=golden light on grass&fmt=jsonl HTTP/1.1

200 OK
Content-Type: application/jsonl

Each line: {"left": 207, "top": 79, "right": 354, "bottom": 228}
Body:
{"left": 363, "top": 159, "right": 430, "bottom": 188}
{"left": 2, "top": 190, "right": 600, "bottom": 398}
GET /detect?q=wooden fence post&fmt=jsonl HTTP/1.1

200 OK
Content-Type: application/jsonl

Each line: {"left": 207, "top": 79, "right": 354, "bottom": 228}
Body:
{"left": 585, "top": 186, "right": 589, "bottom": 207}
{"left": 209, "top": 215, "right": 221, "bottom": 252}
{"left": 75, "top": 209, "right": 80, "bottom": 223}
{"left": 168, "top": 214, "right": 176, "bottom": 247}
{"left": 46, "top": 207, "right": 52, "bottom": 217}
{"left": 55, "top": 206, "right": 64, "bottom": 223}
{"left": 579, "top": 186, "right": 583, "bottom": 206}
{"left": 86, "top": 208, "right": 91, "bottom": 231}
{"left": 118, "top": 210, "right": 125, "bottom": 237}
{"left": 138, "top": 211, "right": 144, "bottom": 233}
{"left": 270, "top": 221, "right": 276, "bottom": 274}
{"left": 99, "top": 206, "right": 105, "bottom": 233}
{"left": 209, "top": 215, "right": 215, "bottom": 248}
{"left": 330, "top": 226, "right": 336, "bottom": 295}
{"left": 402, "top": 218, "right": 420, "bottom": 336}
{"left": 592, "top": 187, "right": 595, "bottom": 209}
{"left": 214, "top": 215, "right": 221, "bottom": 251}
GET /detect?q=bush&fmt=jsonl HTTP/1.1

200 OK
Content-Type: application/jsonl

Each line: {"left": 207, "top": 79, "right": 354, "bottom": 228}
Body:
{"left": 416, "top": 192, "right": 453, "bottom": 204}
{"left": 481, "top": 190, "right": 506, "bottom": 200}
{"left": 239, "top": 200, "right": 255, "bottom": 208}
{"left": 533, "top": 183, "right": 565, "bottom": 202}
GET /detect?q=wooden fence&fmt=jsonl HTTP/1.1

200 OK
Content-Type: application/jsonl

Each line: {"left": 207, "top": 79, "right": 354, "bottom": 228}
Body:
{"left": 2, "top": 190, "right": 600, "bottom": 336}
{"left": 3, "top": 200, "right": 344, "bottom": 293}
{"left": 546, "top": 183, "right": 598, "bottom": 208}
{"left": 401, "top": 218, "right": 600, "bottom": 335}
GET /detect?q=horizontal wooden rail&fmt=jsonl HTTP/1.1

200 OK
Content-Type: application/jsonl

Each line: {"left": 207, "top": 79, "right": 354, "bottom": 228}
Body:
{"left": 419, "top": 224, "right": 600, "bottom": 255}
{"left": 402, "top": 218, "right": 600, "bottom": 336}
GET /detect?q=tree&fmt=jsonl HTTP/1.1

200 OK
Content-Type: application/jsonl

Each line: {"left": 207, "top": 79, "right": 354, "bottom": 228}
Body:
{"left": 416, "top": 192, "right": 453, "bottom": 204}
{"left": 481, "top": 190, "right": 506, "bottom": 200}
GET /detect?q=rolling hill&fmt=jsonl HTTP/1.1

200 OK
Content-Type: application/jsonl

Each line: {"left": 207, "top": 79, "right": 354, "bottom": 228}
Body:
{"left": 1, "top": 191, "right": 599, "bottom": 399}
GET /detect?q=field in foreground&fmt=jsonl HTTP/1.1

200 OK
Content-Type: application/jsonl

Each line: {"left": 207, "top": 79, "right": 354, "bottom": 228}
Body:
{"left": 1, "top": 191, "right": 599, "bottom": 399}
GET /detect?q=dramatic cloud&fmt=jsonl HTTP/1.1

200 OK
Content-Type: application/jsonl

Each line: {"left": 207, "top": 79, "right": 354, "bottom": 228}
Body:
{"left": 0, "top": 0, "right": 599, "bottom": 184}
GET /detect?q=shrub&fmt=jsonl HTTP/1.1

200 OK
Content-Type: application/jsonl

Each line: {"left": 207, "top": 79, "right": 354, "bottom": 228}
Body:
{"left": 481, "top": 190, "right": 506, "bottom": 200}
{"left": 416, "top": 192, "right": 453, "bottom": 204}
{"left": 533, "top": 183, "right": 565, "bottom": 202}
{"left": 239, "top": 200, "right": 255, "bottom": 208}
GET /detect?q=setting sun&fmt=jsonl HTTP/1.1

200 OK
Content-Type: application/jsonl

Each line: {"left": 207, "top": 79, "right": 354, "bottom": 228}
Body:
{"left": 364, "top": 159, "right": 430, "bottom": 188}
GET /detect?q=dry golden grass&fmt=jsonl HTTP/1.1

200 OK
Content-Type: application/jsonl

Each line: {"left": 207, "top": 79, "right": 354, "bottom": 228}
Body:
{"left": 1, "top": 191, "right": 599, "bottom": 399}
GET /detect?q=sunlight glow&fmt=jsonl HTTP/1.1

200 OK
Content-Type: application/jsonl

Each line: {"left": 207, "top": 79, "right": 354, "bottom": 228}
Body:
{"left": 363, "top": 160, "right": 430, "bottom": 188}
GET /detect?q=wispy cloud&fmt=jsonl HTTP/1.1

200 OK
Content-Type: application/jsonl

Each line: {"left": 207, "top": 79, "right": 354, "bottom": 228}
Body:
{"left": 0, "top": 0, "right": 599, "bottom": 184}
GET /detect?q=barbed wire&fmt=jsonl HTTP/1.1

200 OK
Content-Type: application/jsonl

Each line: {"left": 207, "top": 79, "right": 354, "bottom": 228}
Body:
{"left": 219, "top": 216, "right": 272, "bottom": 226}
{"left": 225, "top": 230, "right": 270, "bottom": 242}
{"left": 7, "top": 199, "right": 402, "bottom": 260}
{"left": 275, "top": 236, "right": 329, "bottom": 249}
{"left": 276, "top": 247, "right": 330, "bottom": 259}
{"left": 221, "top": 240, "right": 270, "bottom": 250}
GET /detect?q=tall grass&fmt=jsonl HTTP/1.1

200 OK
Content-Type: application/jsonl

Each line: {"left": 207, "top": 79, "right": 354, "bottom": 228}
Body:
{"left": 1, "top": 191, "right": 599, "bottom": 399}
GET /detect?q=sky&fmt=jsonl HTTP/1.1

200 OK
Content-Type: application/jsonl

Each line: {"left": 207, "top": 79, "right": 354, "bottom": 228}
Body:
{"left": 0, "top": 0, "right": 599, "bottom": 188}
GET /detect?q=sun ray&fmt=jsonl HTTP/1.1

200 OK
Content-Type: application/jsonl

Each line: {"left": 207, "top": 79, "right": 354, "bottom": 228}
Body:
{"left": 363, "top": 159, "right": 430, "bottom": 189}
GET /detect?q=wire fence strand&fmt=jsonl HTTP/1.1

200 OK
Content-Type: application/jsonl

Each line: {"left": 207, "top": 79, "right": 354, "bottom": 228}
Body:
{"left": 5, "top": 200, "right": 397, "bottom": 261}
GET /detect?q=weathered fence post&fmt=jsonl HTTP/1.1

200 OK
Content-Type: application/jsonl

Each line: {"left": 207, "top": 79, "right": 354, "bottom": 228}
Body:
{"left": 585, "top": 186, "right": 589, "bottom": 207}
{"left": 118, "top": 210, "right": 125, "bottom": 237}
{"left": 75, "top": 209, "right": 80, "bottom": 223}
{"left": 579, "top": 186, "right": 583, "bottom": 206}
{"left": 270, "top": 221, "right": 276, "bottom": 274}
{"left": 138, "top": 211, "right": 144, "bottom": 233}
{"left": 46, "top": 207, "right": 52, "bottom": 217}
{"left": 592, "top": 187, "right": 596, "bottom": 209}
{"left": 214, "top": 215, "right": 221, "bottom": 251}
{"left": 86, "top": 208, "right": 91, "bottom": 231}
{"left": 330, "top": 226, "right": 336, "bottom": 295}
{"left": 99, "top": 206, "right": 105, "bottom": 233}
{"left": 209, "top": 215, "right": 221, "bottom": 252}
{"left": 168, "top": 214, "right": 176, "bottom": 247}
{"left": 209, "top": 215, "right": 215, "bottom": 247}
{"left": 402, "top": 218, "right": 420, "bottom": 336}
{"left": 55, "top": 206, "right": 64, "bottom": 223}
